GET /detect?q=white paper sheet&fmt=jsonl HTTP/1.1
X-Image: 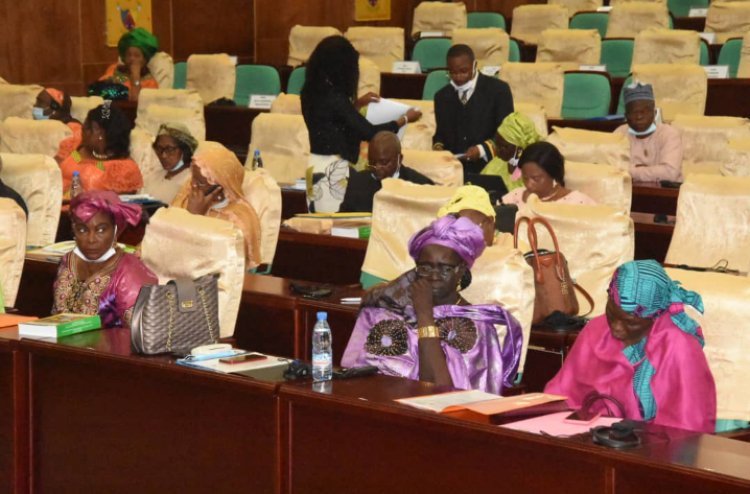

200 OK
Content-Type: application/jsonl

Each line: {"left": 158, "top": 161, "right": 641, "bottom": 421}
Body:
{"left": 366, "top": 98, "right": 411, "bottom": 140}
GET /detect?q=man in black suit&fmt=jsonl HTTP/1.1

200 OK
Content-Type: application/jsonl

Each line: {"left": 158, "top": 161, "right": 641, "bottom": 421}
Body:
{"left": 339, "top": 131, "right": 433, "bottom": 212}
{"left": 433, "top": 44, "right": 514, "bottom": 174}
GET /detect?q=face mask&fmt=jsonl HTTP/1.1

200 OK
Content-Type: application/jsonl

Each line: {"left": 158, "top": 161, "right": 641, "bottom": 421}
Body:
{"left": 507, "top": 147, "right": 520, "bottom": 168}
{"left": 169, "top": 158, "right": 186, "bottom": 172}
{"left": 450, "top": 61, "right": 478, "bottom": 92}
{"left": 32, "top": 107, "right": 49, "bottom": 120}
{"left": 73, "top": 225, "right": 118, "bottom": 263}
{"left": 628, "top": 122, "right": 657, "bottom": 137}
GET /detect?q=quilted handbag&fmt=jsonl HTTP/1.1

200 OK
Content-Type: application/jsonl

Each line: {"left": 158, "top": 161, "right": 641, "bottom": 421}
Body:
{"left": 130, "top": 273, "right": 220, "bottom": 355}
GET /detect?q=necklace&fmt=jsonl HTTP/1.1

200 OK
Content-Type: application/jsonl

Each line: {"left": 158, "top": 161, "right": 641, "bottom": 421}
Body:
{"left": 91, "top": 149, "right": 110, "bottom": 160}
{"left": 540, "top": 185, "right": 560, "bottom": 201}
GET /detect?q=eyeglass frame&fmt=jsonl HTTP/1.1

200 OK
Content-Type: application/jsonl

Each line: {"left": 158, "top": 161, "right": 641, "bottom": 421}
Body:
{"left": 414, "top": 262, "right": 463, "bottom": 279}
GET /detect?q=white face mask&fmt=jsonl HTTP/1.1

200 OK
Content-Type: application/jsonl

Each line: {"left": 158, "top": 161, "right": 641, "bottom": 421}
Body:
{"left": 73, "top": 226, "right": 118, "bottom": 263}
{"left": 507, "top": 147, "right": 520, "bottom": 168}
{"left": 32, "top": 107, "right": 50, "bottom": 120}
{"left": 449, "top": 61, "right": 478, "bottom": 92}
{"left": 169, "top": 158, "right": 186, "bottom": 172}
{"left": 628, "top": 122, "right": 657, "bottom": 137}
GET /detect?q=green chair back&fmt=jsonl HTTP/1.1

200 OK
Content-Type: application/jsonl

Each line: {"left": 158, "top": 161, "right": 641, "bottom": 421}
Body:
{"left": 422, "top": 69, "right": 450, "bottom": 100}
{"left": 570, "top": 12, "right": 609, "bottom": 39}
{"left": 562, "top": 72, "right": 612, "bottom": 119}
{"left": 173, "top": 62, "right": 187, "bottom": 89}
{"left": 616, "top": 75, "right": 634, "bottom": 115}
{"left": 360, "top": 271, "right": 387, "bottom": 290}
{"left": 412, "top": 38, "right": 452, "bottom": 72}
{"left": 234, "top": 65, "right": 281, "bottom": 106}
{"left": 719, "top": 38, "right": 743, "bottom": 78}
{"left": 667, "top": 0, "right": 709, "bottom": 18}
{"left": 287, "top": 67, "right": 306, "bottom": 95}
{"left": 601, "top": 39, "right": 634, "bottom": 78}
{"left": 699, "top": 39, "right": 709, "bottom": 66}
{"left": 509, "top": 39, "right": 521, "bottom": 62}
{"left": 467, "top": 12, "right": 506, "bottom": 30}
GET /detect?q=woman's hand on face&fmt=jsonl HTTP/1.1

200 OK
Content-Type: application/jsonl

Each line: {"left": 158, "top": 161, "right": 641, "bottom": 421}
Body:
{"left": 185, "top": 184, "right": 222, "bottom": 216}
{"left": 410, "top": 277, "right": 435, "bottom": 321}
{"left": 355, "top": 92, "right": 380, "bottom": 110}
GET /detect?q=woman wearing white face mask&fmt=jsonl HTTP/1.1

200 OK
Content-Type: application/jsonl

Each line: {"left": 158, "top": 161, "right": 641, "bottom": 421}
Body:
{"left": 52, "top": 191, "right": 157, "bottom": 328}
{"left": 480, "top": 112, "right": 542, "bottom": 193}
{"left": 143, "top": 123, "right": 198, "bottom": 204}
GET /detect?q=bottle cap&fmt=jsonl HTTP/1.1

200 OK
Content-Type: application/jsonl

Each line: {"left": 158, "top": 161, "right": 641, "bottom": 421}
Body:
{"left": 316, "top": 311, "right": 327, "bottom": 321}
{"left": 254, "top": 149, "right": 260, "bottom": 156}
{"left": 73, "top": 171, "right": 80, "bottom": 177}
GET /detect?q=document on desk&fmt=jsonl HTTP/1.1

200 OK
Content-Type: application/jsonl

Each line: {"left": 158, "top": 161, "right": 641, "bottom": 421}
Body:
{"left": 396, "top": 391, "right": 567, "bottom": 414}
{"left": 176, "top": 352, "right": 289, "bottom": 375}
{"left": 502, "top": 411, "right": 620, "bottom": 437}
{"left": 366, "top": 98, "right": 410, "bottom": 140}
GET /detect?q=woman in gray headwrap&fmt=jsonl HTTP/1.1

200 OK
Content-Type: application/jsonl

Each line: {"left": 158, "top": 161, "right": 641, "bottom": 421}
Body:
{"left": 145, "top": 123, "right": 199, "bottom": 204}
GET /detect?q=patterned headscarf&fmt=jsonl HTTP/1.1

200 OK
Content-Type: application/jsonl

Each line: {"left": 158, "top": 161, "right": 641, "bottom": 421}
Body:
{"left": 609, "top": 260, "right": 704, "bottom": 341}
{"left": 437, "top": 185, "right": 495, "bottom": 219}
{"left": 156, "top": 123, "right": 199, "bottom": 153}
{"left": 497, "top": 112, "right": 541, "bottom": 149}
{"left": 408, "top": 216, "right": 486, "bottom": 269}
{"left": 118, "top": 28, "right": 159, "bottom": 62}
{"left": 45, "top": 88, "right": 65, "bottom": 106}
{"left": 70, "top": 190, "right": 142, "bottom": 232}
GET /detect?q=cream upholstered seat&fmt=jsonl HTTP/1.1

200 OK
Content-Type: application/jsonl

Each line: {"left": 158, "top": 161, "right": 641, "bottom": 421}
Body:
{"left": 0, "top": 84, "right": 42, "bottom": 121}
{"left": 565, "top": 161, "right": 632, "bottom": 212}
{"left": 401, "top": 149, "right": 463, "bottom": 187}
{"left": 499, "top": 63, "right": 565, "bottom": 119}
{"left": 242, "top": 168, "right": 282, "bottom": 265}
{"left": 609, "top": 0, "right": 667, "bottom": 5}
{"left": 738, "top": 32, "right": 750, "bottom": 78}
{"left": 358, "top": 57, "right": 381, "bottom": 97}
{"left": 186, "top": 54, "right": 236, "bottom": 105}
{"left": 516, "top": 102, "right": 549, "bottom": 138}
{"left": 0, "top": 198, "right": 26, "bottom": 307}
{"left": 631, "top": 64, "right": 707, "bottom": 122}
{"left": 451, "top": 28, "right": 510, "bottom": 68}
{"left": 517, "top": 195, "right": 635, "bottom": 317}
{"left": 672, "top": 115, "right": 750, "bottom": 175}
{"left": 606, "top": 2, "right": 670, "bottom": 38}
{"left": 0, "top": 117, "right": 73, "bottom": 158}
{"left": 392, "top": 99, "right": 435, "bottom": 151}
{"left": 722, "top": 138, "right": 750, "bottom": 176}
{"left": 0, "top": 153, "right": 62, "bottom": 246}
{"left": 546, "top": 127, "right": 630, "bottom": 170}
{"left": 135, "top": 88, "right": 206, "bottom": 140}
{"left": 633, "top": 29, "right": 701, "bottom": 65}
{"left": 270, "top": 93, "right": 302, "bottom": 115}
{"left": 70, "top": 96, "right": 103, "bottom": 123}
{"left": 147, "top": 51, "right": 175, "bottom": 89}
{"left": 665, "top": 174, "right": 750, "bottom": 273}
{"left": 411, "top": 1, "right": 467, "bottom": 37}
{"left": 141, "top": 207, "right": 246, "bottom": 338}
{"left": 138, "top": 88, "right": 204, "bottom": 114}
{"left": 665, "top": 268, "right": 750, "bottom": 422}
{"left": 246, "top": 113, "right": 309, "bottom": 184}
{"left": 707, "top": 2, "right": 750, "bottom": 44}
{"left": 511, "top": 5, "right": 568, "bottom": 45}
{"left": 345, "top": 27, "right": 404, "bottom": 73}
{"left": 288, "top": 25, "right": 342, "bottom": 67}
{"left": 549, "top": 0, "right": 604, "bottom": 17}
{"left": 536, "top": 29, "right": 601, "bottom": 69}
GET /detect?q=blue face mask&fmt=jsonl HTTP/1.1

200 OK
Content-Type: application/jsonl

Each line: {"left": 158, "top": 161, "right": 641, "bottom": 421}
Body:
{"left": 628, "top": 122, "right": 657, "bottom": 137}
{"left": 32, "top": 107, "right": 49, "bottom": 120}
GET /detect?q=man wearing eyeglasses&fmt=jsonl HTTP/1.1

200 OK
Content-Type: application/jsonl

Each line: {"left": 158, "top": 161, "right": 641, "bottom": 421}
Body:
{"left": 338, "top": 131, "right": 433, "bottom": 213}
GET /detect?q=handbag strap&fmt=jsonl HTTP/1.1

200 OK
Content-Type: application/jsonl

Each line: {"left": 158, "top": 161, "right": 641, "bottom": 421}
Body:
{"left": 573, "top": 282, "right": 595, "bottom": 318}
{"left": 514, "top": 217, "right": 543, "bottom": 280}
{"left": 529, "top": 216, "right": 568, "bottom": 283}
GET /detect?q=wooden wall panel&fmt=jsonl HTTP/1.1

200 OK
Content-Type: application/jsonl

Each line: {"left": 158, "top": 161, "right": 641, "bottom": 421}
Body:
{"left": 172, "top": 0, "right": 254, "bottom": 60}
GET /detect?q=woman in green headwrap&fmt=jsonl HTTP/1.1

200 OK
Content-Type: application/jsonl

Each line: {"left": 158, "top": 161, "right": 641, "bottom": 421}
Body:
{"left": 99, "top": 27, "right": 160, "bottom": 101}
{"left": 480, "top": 112, "right": 541, "bottom": 192}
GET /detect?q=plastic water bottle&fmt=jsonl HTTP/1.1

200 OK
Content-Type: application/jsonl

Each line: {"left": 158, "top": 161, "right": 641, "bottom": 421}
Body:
{"left": 312, "top": 311, "right": 332, "bottom": 382}
{"left": 251, "top": 149, "right": 263, "bottom": 170}
{"left": 70, "top": 171, "right": 83, "bottom": 199}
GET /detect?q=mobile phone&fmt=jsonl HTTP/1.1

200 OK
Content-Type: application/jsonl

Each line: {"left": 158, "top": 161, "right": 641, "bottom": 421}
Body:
{"left": 563, "top": 409, "right": 601, "bottom": 425}
{"left": 219, "top": 353, "right": 267, "bottom": 364}
{"left": 204, "top": 184, "right": 221, "bottom": 196}
{"left": 659, "top": 180, "right": 682, "bottom": 189}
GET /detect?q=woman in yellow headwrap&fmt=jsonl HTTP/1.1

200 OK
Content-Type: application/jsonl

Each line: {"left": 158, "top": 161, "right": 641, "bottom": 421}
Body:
{"left": 99, "top": 28, "right": 160, "bottom": 101}
{"left": 480, "top": 112, "right": 541, "bottom": 192}
{"left": 171, "top": 142, "right": 262, "bottom": 269}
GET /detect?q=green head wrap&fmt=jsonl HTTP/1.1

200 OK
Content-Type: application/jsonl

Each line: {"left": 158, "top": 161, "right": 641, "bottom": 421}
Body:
{"left": 118, "top": 28, "right": 159, "bottom": 62}
{"left": 497, "top": 112, "right": 541, "bottom": 149}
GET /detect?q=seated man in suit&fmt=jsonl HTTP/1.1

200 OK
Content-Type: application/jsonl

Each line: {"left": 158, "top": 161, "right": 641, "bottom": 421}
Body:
{"left": 339, "top": 131, "right": 433, "bottom": 213}
{"left": 614, "top": 83, "right": 683, "bottom": 183}
{"left": 433, "top": 44, "right": 514, "bottom": 175}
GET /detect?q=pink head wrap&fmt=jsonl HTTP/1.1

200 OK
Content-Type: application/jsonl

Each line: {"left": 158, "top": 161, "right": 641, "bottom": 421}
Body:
{"left": 45, "top": 88, "right": 65, "bottom": 106}
{"left": 408, "top": 215, "right": 486, "bottom": 269}
{"left": 70, "top": 191, "right": 142, "bottom": 232}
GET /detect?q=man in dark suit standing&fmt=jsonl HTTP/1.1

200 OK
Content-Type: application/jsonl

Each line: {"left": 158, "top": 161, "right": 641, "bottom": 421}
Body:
{"left": 339, "top": 131, "right": 434, "bottom": 212}
{"left": 433, "top": 44, "right": 514, "bottom": 174}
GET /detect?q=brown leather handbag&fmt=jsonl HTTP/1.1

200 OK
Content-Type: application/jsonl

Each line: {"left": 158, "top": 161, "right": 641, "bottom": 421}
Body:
{"left": 130, "top": 273, "right": 220, "bottom": 355}
{"left": 514, "top": 216, "right": 594, "bottom": 325}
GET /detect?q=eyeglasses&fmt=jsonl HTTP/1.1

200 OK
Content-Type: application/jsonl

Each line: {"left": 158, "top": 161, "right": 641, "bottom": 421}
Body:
{"left": 153, "top": 145, "right": 180, "bottom": 155}
{"left": 367, "top": 159, "right": 397, "bottom": 170}
{"left": 415, "top": 262, "right": 461, "bottom": 279}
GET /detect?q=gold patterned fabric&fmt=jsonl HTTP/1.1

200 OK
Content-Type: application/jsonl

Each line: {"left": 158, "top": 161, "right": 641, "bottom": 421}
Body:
{"left": 401, "top": 149, "right": 464, "bottom": 187}
{"left": 707, "top": 2, "right": 750, "bottom": 44}
{"left": 147, "top": 51, "right": 174, "bottom": 90}
{"left": 610, "top": 0, "right": 667, "bottom": 5}
{"left": 0, "top": 117, "right": 73, "bottom": 159}
{"left": 515, "top": 102, "right": 549, "bottom": 138}
{"left": 186, "top": 54, "right": 236, "bottom": 105}
{"left": 358, "top": 57, "right": 381, "bottom": 98}
{"left": 632, "top": 64, "right": 707, "bottom": 121}
{"left": 0, "top": 198, "right": 26, "bottom": 306}
{"left": 633, "top": 29, "right": 701, "bottom": 65}
{"left": 411, "top": 1, "right": 467, "bottom": 37}
{"left": 247, "top": 113, "right": 309, "bottom": 184}
{"left": 361, "top": 179, "right": 457, "bottom": 281}
{"left": 738, "top": 32, "right": 750, "bottom": 78}
{"left": 549, "top": 0, "right": 604, "bottom": 17}
{"left": 606, "top": 2, "right": 670, "bottom": 38}
{"left": 672, "top": 115, "right": 750, "bottom": 176}
{"left": 0, "top": 153, "right": 62, "bottom": 246}
{"left": 53, "top": 255, "right": 113, "bottom": 316}
{"left": 136, "top": 89, "right": 205, "bottom": 140}
{"left": 270, "top": 93, "right": 302, "bottom": 115}
{"left": 138, "top": 88, "right": 204, "bottom": 114}
{"left": 70, "top": 96, "right": 103, "bottom": 124}
{"left": 0, "top": 84, "right": 42, "bottom": 121}
{"left": 500, "top": 62, "right": 565, "bottom": 119}
{"left": 722, "top": 138, "right": 750, "bottom": 176}
{"left": 242, "top": 168, "right": 282, "bottom": 265}
{"left": 518, "top": 195, "right": 635, "bottom": 317}
{"left": 666, "top": 174, "right": 750, "bottom": 273}
{"left": 666, "top": 268, "right": 750, "bottom": 421}
{"left": 452, "top": 28, "right": 510, "bottom": 68}
{"left": 511, "top": 5, "right": 569, "bottom": 45}
{"left": 393, "top": 99, "right": 435, "bottom": 151}
{"left": 141, "top": 206, "right": 246, "bottom": 338}
{"left": 287, "top": 25, "right": 343, "bottom": 67}
{"left": 536, "top": 29, "right": 602, "bottom": 69}
{"left": 547, "top": 126, "right": 631, "bottom": 169}
{"left": 565, "top": 160, "right": 632, "bottom": 212}
{"left": 346, "top": 27, "right": 405, "bottom": 73}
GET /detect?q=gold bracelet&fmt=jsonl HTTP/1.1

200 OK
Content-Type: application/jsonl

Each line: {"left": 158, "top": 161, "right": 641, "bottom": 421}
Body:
{"left": 418, "top": 325, "right": 440, "bottom": 339}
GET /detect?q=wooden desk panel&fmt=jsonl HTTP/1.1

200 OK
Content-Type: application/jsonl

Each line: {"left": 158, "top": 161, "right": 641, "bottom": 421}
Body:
{"left": 632, "top": 183, "right": 679, "bottom": 216}
{"left": 632, "top": 212, "right": 675, "bottom": 263}
{"left": 0, "top": 331, "right": 28, "bottom": 494}
{"left": 280, "top": 188, "right": 308, "bottom": 219}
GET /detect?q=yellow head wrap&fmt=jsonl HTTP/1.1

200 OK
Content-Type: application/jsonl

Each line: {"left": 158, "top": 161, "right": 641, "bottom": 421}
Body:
{"left": 437, "top": 185, "right": 496, "bottom": 219}
{"left": 497, "top": 112, "right": 541, "bottom": 149}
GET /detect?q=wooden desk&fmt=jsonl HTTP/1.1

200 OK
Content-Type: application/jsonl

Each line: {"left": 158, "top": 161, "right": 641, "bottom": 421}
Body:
{"left": 280, "top": 375, "right": 750, "bottom": 494}
{"left": 632, "top": 182, "right": 680, "bottom": 216}
{"left": 280, "top": 188, "right": 308, "bottom": 219}
{"left": 632, "top": 212, "right": 675, "bottom": 263}
{"left": 0, "top": 330, "right": 28, "bottom": 494}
